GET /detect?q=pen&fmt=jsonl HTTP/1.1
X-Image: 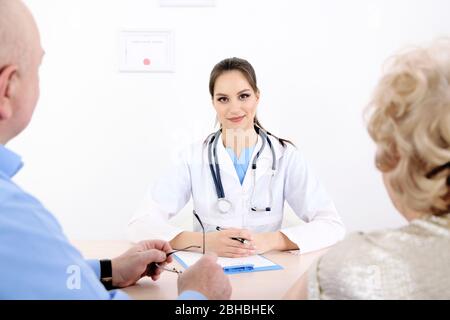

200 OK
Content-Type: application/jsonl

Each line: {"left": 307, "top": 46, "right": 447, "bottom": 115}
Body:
{"left": 216, "top": 226, "right": 248, "bottom": 244}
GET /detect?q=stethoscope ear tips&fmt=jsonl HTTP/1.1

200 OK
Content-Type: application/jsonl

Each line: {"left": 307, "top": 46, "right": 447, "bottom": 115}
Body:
{"left": 250, "top": 207, "right": 272, "bottom": 212}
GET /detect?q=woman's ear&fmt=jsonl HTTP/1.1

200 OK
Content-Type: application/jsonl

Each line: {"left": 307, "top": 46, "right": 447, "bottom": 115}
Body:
{"left": 0, "top": 65, "right": 18, "bottom": 120}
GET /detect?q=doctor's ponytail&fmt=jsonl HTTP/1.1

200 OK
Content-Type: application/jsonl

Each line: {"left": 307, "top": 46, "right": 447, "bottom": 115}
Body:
{"left": 208, "top": 57, "right": 294, "bottom": 147}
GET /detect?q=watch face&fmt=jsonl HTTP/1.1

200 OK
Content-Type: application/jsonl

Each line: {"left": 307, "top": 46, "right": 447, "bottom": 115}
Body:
{"left": 217, "top": 199, "right": 231, "bottom": 213}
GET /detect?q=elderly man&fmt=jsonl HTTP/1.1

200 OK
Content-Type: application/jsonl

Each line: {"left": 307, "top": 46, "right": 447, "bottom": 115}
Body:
{"left": 0, "top": 0, "right": 231, "bottom": 300}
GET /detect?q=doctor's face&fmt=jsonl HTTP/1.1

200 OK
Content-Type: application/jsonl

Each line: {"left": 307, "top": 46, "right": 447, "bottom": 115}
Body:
{"left": 212, "top": 70, "right": 259, "bottom": 131}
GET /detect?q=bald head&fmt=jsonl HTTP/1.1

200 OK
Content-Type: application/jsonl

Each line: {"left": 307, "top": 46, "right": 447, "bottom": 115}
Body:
{"left": 0, "top": 0, "right": 40, "bottom": 71}
{"left": 0, "top": 0, "right": 43, "bottom": 145}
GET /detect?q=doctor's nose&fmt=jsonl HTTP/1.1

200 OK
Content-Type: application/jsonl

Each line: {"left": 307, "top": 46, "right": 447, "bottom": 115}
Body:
{"left": 228, "top": 101, "right": 244, "bottom": 113}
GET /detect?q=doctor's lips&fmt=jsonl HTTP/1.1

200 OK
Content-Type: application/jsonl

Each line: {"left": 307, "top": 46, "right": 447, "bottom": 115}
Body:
{"left": 227, "top": 115, "right": 245, "bottom": 123}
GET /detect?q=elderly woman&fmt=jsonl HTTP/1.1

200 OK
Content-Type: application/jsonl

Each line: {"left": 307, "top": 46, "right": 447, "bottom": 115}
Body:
{"left": 285, "top": 39, "right": 450, "bottom": 299}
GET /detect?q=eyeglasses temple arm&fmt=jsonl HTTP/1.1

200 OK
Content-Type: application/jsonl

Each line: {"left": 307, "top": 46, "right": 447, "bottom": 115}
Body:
{"left": 193, "top": 210, "right": 205, "bottom": 254}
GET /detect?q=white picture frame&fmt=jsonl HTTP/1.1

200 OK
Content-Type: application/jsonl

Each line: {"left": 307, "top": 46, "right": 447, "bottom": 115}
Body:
{"left": 159, "top": 0, "right": 215, "bottom": 7}
{"left": 119, "top": 30, "right": 175, "bottom": 73}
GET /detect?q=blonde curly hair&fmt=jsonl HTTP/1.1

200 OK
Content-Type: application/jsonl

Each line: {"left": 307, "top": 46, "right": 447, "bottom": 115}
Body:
{"left": 367, "top": 38, "right": 450, "bottom": 216}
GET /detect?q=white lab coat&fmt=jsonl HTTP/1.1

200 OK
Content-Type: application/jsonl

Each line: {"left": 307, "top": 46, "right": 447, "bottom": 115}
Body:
{"left": 128, "top": 134, "right": 345, "bottom": 253}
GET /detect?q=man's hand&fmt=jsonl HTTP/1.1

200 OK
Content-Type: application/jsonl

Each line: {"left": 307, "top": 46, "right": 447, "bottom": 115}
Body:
{"left": 177, "top": 253, "right": 232, "bottom": 300}
{"left": 111, "top": 240, "right": 173, "bottom": 288}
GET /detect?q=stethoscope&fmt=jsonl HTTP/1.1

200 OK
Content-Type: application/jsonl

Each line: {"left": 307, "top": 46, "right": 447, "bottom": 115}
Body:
{"left": 208, "top": 126, "right": 276, "bottom": 214}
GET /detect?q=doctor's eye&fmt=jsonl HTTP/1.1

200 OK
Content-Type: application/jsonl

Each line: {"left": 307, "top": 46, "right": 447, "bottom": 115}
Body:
{"left": 239, "top": 94, "right": 251, "bottom": 101}
{"left": 217, "top": 97, "right": 229, "bottom": 103}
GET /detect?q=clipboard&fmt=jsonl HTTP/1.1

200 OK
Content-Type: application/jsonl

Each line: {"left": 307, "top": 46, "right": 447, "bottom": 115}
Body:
{"left": 173, "top": 251, "right": 283, "bottom": 274}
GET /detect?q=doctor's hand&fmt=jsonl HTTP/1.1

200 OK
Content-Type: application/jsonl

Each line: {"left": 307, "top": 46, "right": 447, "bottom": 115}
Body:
{"left": 250, "top": 232, "right": 275, "bottom": 254}
{"left": 206, "top": 228, "right": 256, "bottom": 258}
{"left": 178, "top": 252, "right": 232, "bottom": 300}
{"left": 250, "top": 231, "right": 298, "bottom": 254}
{"left": 111, "top": 240, "right": 173, "bottom": 288}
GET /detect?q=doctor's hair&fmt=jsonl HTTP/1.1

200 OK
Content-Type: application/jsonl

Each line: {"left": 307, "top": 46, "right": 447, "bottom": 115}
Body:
{"left": 208, "top": 57, "right": 294, "bottom": 147}
{"left": 365, "top": 38, "right": 450, "bottom": 216}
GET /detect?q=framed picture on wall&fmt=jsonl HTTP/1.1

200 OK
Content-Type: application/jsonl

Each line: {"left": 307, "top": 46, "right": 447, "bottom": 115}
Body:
{"left": 118, "top": 30, "right": 175, "bottom": 73}
{"left": 159, "top": 0, "right": 215, "bottom": 7}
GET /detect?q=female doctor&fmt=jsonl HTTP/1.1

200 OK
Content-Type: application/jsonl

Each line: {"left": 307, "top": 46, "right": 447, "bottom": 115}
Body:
{"left": 128, "top": 57, "right": 345, "bottom": 258}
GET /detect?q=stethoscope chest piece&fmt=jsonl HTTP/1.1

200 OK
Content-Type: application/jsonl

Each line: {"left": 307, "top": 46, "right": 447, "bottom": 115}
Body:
{"left": 217, "top": 198, "right": 232, "bottom": 214}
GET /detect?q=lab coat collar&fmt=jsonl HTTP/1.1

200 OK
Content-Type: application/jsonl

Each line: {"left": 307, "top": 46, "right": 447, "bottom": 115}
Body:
{"left": 248, "top": 134, "right": 284, "bottom": 184}
{"left": 215, "top": 133, "right": 249, "bottom": 182}
{"left": 215, "top": 132, "right": 284, "bottom": 185}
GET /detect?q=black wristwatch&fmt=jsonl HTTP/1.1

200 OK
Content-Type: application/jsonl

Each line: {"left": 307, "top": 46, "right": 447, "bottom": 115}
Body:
{"left": 99, "top": 259, "right": 116, "bottom": 290}
{"left": 100, "top": 259, "right": 112, "bottom": 279}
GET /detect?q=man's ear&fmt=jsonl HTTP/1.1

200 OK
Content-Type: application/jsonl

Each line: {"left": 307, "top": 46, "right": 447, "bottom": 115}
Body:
{"left": 0, "top": 65, "right": 18, "bottom": 120}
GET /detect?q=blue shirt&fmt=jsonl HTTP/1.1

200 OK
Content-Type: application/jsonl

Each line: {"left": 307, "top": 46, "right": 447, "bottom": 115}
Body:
{"left": 226, "top": 147, "right": 255, "bottom": 185}
{"left": 0, "top": 144, "right": 205, "bottom": 300}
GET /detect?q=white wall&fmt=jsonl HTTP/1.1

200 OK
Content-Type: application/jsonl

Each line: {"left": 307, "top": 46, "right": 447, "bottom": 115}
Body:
{"left": 10, "top": 0, "right": 450, "bottom": 240}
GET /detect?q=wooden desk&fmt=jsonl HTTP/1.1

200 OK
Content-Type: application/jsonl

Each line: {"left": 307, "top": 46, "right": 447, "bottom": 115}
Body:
{"left": 72, "top": 240, "right": 327, "bottom": 300}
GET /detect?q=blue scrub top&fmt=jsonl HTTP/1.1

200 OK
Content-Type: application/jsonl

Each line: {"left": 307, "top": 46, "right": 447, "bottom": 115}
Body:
{"left": 226, "top": 146, "right": 255, "bottom": 185}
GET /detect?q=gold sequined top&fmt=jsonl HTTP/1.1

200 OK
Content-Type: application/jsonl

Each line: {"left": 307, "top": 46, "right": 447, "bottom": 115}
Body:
{"left": 308, "top": 214, "right": 450, "bottom": 299}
